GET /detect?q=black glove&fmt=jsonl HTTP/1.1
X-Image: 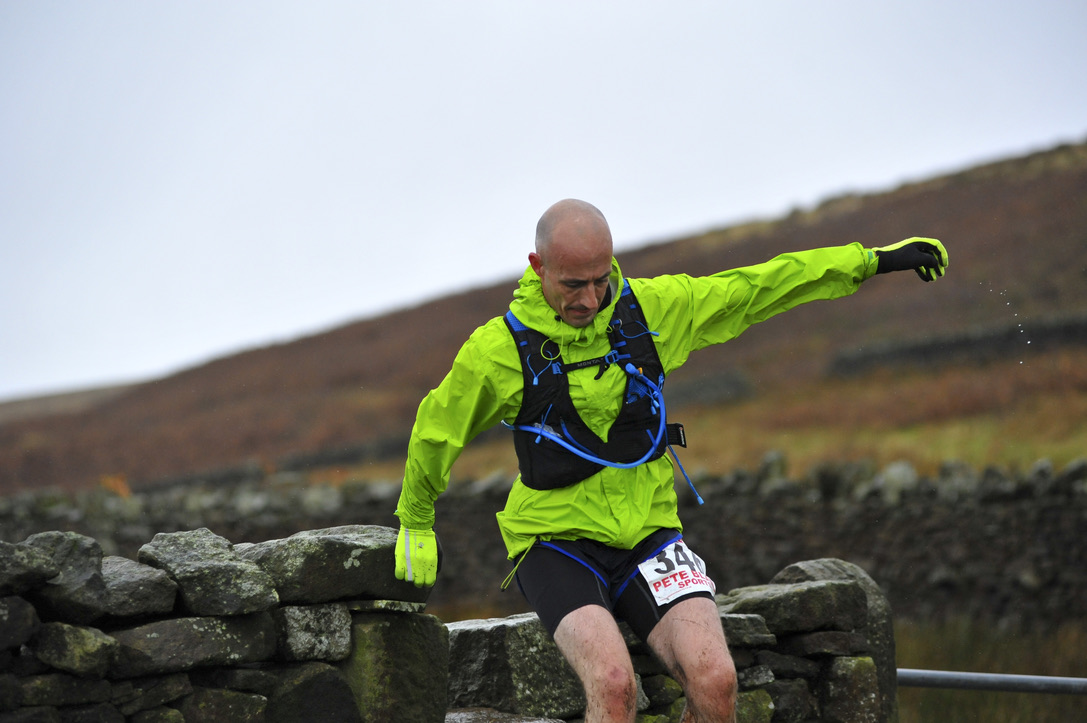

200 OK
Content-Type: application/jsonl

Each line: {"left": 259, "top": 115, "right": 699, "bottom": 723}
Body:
{"left": 872, "top": 237, "right": 948, "bottom": 281}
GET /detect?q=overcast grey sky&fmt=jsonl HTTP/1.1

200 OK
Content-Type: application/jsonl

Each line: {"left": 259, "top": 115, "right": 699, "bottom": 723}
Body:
{"left": 2, "top": 2, "right": 1085, "bottom": 402}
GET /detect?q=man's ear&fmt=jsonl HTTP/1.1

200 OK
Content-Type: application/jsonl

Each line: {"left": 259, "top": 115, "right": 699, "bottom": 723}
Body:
{"left": 528, "top": 251, "right": 544, "bottom": 276}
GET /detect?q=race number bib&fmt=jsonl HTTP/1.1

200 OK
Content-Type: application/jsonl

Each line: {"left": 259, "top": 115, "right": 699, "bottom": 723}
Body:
{"left": 637, "top": 539, "right": 716, "bottom": 606}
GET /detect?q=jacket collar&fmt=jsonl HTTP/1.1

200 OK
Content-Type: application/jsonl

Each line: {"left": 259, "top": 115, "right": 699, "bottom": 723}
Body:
{"left": 509, "top": 257, "right": 624, "bottom": 347}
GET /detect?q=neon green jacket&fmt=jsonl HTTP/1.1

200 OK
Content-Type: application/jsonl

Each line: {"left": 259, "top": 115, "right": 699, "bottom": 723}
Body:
{"left": 396, "top": 243, "right": 879, "bottom": 559}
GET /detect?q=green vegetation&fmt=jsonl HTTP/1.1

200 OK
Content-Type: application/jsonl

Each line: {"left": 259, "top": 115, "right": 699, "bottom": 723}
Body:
{"left": 896, "top": 617, "right": 1087, "bottom": 723}
{"left": 677, "top": 347, "right": 1087, "bottom": 477}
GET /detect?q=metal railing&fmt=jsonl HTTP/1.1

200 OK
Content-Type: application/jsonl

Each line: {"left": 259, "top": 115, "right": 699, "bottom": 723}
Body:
{"left": 898, "top": 668, "right": 1087, "bottom": 695}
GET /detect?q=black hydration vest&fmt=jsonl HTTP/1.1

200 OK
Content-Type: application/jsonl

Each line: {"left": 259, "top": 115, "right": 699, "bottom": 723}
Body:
{"left": 504, "top": 281, "right": 684, "bottom": 491}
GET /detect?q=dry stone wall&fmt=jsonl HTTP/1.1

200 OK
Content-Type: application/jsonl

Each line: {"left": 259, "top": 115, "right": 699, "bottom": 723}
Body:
{"left": 447, "top": 559, "right": 894, "bottom": 723}
{"left": 0, "top": 525, "right": 444, "bottom": 723}
{"left": 1, "top": 523, "right": 895, "bottom": 723}
{"left": 5, "top": 455, "right": 1082, "bottom": 627}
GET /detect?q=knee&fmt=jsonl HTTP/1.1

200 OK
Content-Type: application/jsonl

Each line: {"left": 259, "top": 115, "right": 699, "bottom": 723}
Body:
{"left": 590, "top": 663, "right": 638, "bottom": 715}
{"left": 718, "top": 654, "right": 738, "bottom": 694}
{"left": 687, "top": 654, "right": 737, "bottom": 711}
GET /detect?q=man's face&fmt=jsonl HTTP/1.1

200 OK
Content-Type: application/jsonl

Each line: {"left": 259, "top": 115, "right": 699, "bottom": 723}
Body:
{"left": 529, "top": 234, "right": 613, "bottom": 328}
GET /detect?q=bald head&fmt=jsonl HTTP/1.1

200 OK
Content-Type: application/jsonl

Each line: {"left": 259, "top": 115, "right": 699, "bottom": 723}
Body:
{"left": 534, "top": 199, "right": 612, "bottom": 258}
{"left": 529, "top": 199, "right": 614, "bottom": 327}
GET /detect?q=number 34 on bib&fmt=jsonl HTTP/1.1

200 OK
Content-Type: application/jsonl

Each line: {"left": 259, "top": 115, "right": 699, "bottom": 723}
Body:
{"left": 637, "top": 539, "right": 716, "bottom": 606}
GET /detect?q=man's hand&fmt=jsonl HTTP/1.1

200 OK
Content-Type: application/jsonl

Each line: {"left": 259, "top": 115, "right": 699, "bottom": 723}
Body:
{"left": 395, "top": 526, "right": 439, "bottom": 587}
{"left": 872, "top": 237, "right": 948, "bottom": 281}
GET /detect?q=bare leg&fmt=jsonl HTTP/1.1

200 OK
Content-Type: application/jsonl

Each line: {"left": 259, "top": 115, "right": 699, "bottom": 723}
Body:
{"left": 553, "top": 604, "right": 639, "bottom": 723}
{"left": 646, "top": 596, "right": 737, "bottom": 722}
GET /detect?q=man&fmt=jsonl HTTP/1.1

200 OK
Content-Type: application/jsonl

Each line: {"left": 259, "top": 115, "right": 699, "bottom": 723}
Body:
{"left": 395, "top": 199, "right": 948, "bottom": 722}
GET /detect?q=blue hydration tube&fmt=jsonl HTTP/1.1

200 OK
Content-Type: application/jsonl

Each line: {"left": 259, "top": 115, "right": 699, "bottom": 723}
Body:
{"left": 505, "top": 363, "right": 704, "bottom": 505}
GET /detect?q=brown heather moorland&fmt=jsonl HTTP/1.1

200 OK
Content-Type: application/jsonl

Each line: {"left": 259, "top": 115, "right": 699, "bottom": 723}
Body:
{"left": 2, "top": 140, "right": 1086, "bottom": 493}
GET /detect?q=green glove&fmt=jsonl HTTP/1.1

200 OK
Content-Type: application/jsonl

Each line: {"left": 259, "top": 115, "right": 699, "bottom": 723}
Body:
{"left": 395, "top": 526, "right": 439, "bottom": 587}
{"left": 872, "top": 237, "right": 948, "bottom": 281}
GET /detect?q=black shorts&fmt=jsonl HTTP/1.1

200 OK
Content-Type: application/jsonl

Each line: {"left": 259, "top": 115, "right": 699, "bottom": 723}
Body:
{"left": 513, "top": 528, "right": 716, "bottom": 641}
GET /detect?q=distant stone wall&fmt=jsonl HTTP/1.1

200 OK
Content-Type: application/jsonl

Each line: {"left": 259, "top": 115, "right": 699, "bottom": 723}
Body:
{"left": 828, "top": 313, "right": 1087, "bottom": 376}
{"left": 3, "top": 455, "right": 1085, "bottom": 628}
{"left": 1, "top": 523, "right": 894, "bottom": 723}
{"left": 681, "top": 455, "right": 1087, "bottom": 627}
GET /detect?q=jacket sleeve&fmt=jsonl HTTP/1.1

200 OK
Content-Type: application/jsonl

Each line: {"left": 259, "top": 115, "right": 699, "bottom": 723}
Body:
{"left": 395, "top": 322, "right": 517, "bottom": 529}
{"left": 633, "top": 242, "right": 878, "bottom": 373}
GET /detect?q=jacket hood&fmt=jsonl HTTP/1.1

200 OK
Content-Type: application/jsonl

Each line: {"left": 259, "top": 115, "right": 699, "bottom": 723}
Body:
{"left": 509, "top": 257, "right": 624, "bottom": 347}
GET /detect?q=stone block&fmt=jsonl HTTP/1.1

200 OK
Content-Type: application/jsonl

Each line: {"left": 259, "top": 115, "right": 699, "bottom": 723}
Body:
{"left": 7, "top": 646, "right": 50, "bottom": 677}
{"left": 1, "top": 673, "right": 21, "bottom": 711}
{"left": 29, "top": 623, "right": 118, "bottom": 678}
{"left": 272, "top": 603, "right": 352, "bottom": 662}
{"left": 444, "top": 711, "right": 566, "bottom": 723}
{"left": 343, "top": 599, "right": 426, "bottom": 614}
{"left": 265, "top": 662, "right": 361, "bottom": 723}
{"left": 720, "top": 613, "right": 776, "bottom": 647}
{"left": 338, "top": 612, "right": 448, "bottom": 723}
{"left": 51, "top": 702, "right": 123, "bottom": 722}
{"left": 640, "top": 674, "right": 682, "bottom": 709}
{"left": 734, "top": 688, "right": 774, "bottom": 723}
{"left": 100, "top": 557, "right": 177, "bottom": 619}
{"left": 0, "top": 597, "right": 40, "bottom": 650}
{"left": 0, "top": 706, "right": 63, "bottom": 722}
{"left": 170, "top": 687, "right": 267, "bottom": 722}
{"left": 775, "top": 630, "right": 868, "bottom": 658}
{"left": 188, "top": 668, "right": 277, "bottom": 697}
{"left": 717, "top": 580, "right": 867, "bottom": 635}
{"left": 109, "top": 613, "right": 276, "bottom": 678}
{"left": 111, "top": 673, "right": 192, "bottom": 716}
{"left": 730, "top": 649, "right": 755, "bottom": 670}
{"left": 137, "top": 529, "right": 278, "bottom": 616}
{"left": 18, "top": 673, "right": 111, "bottom": 707}
{"left": 21, "top": 533, "right": 109, "bottom": 624}
{"left": 772, "top": 558, "right": 897, "bottom": 723}
{"left": 753, "top": 650, "right": 819, "bottom": 679}
{"left": 819, "top": 656, "right": 880, "bottom": 723}
{"left": 763, "top": 679, "right": 816, "bottom": 723}
{"left": 130, "top": 707, "right": 185, "bottom": 723}
{"left": 737, "top": 664, "right": 774, "bottom": 690}
{"left": 0, "top": 542, "right": 58, "bottom": 598}
{"left": 446, "top": 613, "right": 583, "bottom": 720}
{"left": 236, "top": 525, "right": 429, "bottom": 604}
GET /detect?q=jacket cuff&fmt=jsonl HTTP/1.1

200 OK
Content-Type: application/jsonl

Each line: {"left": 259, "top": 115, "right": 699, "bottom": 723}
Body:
{"left": 861, "top": 247, "right": 880, "bottom": 280}
{"left": 394, "top": 501, "right": 435, "bottom": 531}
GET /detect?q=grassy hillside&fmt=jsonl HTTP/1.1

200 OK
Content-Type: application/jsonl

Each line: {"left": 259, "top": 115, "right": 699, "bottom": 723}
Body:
{"left": 2, "top": 140, "right": 1086, "bottom": 493}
